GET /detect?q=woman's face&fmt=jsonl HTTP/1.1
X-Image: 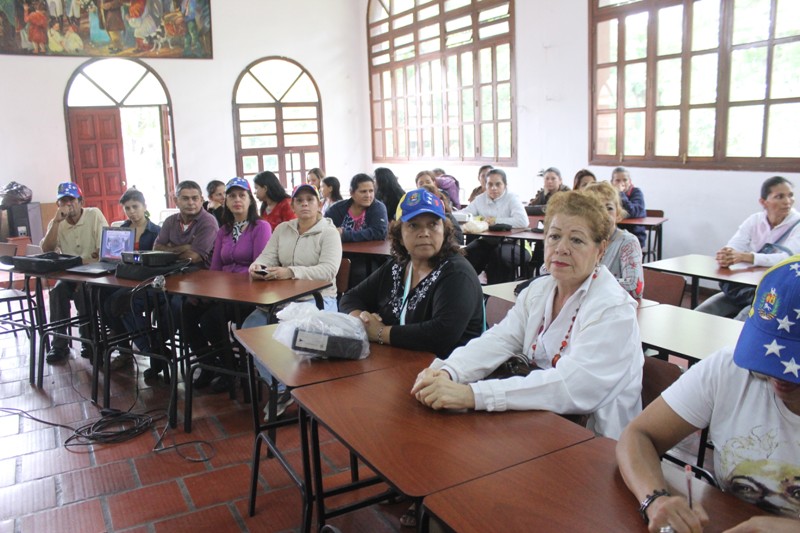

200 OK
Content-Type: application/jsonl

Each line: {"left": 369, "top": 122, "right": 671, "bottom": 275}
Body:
{"left": 611, "top": 172, "right": 631, "bottom": 193}
{"left": 577, "top": 175, "right": 596, "bottom": 190}
{"left": 416, "top": 175, "right": 436, "bottom": 189}
{"left": 292, "top": 191, "right": 321, "bottom": 219}
{"left": 307, "top": 173, "right": 321, "bottom": 189}
{"left": 209, "top": 185, "right": 225, "bottom": 206}
{"left": 602, "top": 200, "right": 620, "bottom": 225}
{"left": 478, "top": 167, "right": 491, "bottom": 187}
{"left": 543, "top": 171, "right": 562, "bottom": 193}
{"left": 401, "top": 213, "right": 444, "bottom": 263}
{"left": 123, "top": 200, "right": 146, "bottom": 224}
{"left": 226, "top": 188, "right": 251, "bottom": 219}
{"left": 254, "top": 183, "right": 267, "bottom": 202}
{"left": 486, "top": 174, "right": 506, "bottom": 200}
{"left": 352, "top": 181, "right": 375, "bottom": 209}
{"left": 760, "top": 183, "right": 795, "bottom": 223}
{"left": 544, "top": 214, "right": 606, "bottom": 291}
{"left": 320, "top": 182, "right": 331, "bottom": 199}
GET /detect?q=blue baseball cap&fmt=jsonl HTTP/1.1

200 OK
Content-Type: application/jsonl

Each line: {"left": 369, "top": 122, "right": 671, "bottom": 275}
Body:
{"left": 292, "top": 184, "right": 321, "bottom": 200}
{"left": 398, "top": 188, "right": 446, "bottom": 222}
{"left": 225, "top": 177, "right": 250, "bottom": 192}
{"left": 57, "top": 182, "right": 83, "bottom": 200}
{"left": 734, "top": 256, "right": 800, "bottom": 384}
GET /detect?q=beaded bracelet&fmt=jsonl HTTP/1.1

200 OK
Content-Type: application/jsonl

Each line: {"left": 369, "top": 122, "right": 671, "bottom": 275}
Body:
{"left": 377, "top": 327, "right": 385, "bottom": 345}
{"left": 639, "top": 489, "right": 670, "bottom": 524}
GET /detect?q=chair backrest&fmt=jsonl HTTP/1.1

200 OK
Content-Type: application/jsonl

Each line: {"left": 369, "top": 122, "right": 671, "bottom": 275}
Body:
{"left": 0, "top": 243, "right": 17, "bottom": 257}
{"left": 25, "top": 244, "right": 43, "bottom": 256}
{"left": 642, "top": 356, "right": 684, "bottom": 408}
{"left": 158, "top": 208, "right": 180, "bottom": 224}
{"left": 336, "top": 258, "right": 352, "bottom": 297}
{"left": 646, "top": 209, "right": 664, "bottom": 217}
{"left": 643, "top": 269, "right": 686, "bottom": 307}
{"left": 110, "top": 220, "right": 126, "bottom": 227}
{"left": 485, "top": 295, "right": 514, "bottom": 328}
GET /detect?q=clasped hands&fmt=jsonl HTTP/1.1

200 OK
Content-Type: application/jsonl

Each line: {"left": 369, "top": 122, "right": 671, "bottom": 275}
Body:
{"left": 715, "top": 247, "right": 749, "bottom": 268}
{"left": 410, "top": 368, "right": 475, "bottom": 410}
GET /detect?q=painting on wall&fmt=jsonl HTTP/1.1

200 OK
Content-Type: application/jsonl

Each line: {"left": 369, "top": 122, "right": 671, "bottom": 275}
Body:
{"left": 0, "top": 0, "right": 212, "bottom": 58}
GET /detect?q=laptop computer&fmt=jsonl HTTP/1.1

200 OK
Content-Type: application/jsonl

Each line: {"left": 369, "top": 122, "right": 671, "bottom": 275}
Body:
{"left": 66, "top": 226, "right": 135, "bottom": 275}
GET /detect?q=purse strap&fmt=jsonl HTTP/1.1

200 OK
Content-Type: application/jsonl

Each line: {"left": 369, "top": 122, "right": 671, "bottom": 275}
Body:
{"left": 773, "top": 218, "right": 800, "bottom": 245}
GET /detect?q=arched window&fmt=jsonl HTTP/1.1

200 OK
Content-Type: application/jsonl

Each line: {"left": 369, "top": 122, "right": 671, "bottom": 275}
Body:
{"left": 367, "top": 0, "right": 516, "bottom": 164}
{"left": 65, "top": 58, "right": 176, "bottom": 222}
{"left": 233, "top": 57, "right": 325, "bottom": 189}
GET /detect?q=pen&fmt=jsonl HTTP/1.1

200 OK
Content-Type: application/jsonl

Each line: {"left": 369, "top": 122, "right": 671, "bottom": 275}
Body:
{"left": 685, "top": 464, "right": 693, "bottom": 508}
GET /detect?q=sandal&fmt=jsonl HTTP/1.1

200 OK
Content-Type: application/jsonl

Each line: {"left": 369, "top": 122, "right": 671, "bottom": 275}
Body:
{"left": 399, "top": 503, "right": 417, "bottom": 528}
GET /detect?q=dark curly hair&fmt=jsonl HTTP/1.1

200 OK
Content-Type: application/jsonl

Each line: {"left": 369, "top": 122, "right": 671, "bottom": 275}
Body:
{"left": 388, "top": 216, "right": 464, "bottom": 268}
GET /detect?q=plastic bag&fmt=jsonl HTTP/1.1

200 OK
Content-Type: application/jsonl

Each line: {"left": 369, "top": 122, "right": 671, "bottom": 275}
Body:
{"left": 0, "top": 181, "right": 32, "bottom": 206}
{"left": 273, "top": 302, "right": 370, "bottom": 360}
{"left": 463, "top": 219, "right": 489, "bottom": 234}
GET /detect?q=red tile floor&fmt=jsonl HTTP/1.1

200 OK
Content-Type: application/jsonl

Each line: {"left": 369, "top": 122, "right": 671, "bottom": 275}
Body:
{"left": 0, "top": 331, "right": 411, "bottom": 533}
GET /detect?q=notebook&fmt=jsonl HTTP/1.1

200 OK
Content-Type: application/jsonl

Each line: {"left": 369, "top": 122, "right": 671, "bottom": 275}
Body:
{"left": 66, "top": 226, "right": 135, "bottom": 275}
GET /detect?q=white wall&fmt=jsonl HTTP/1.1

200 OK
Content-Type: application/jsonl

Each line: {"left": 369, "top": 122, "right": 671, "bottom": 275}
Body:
{"left": 1, "top": 0, "right": 797, "bottom": 260}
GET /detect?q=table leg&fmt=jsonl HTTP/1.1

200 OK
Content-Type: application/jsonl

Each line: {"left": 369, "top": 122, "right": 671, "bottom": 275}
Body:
{"left": 691, "top": 276, "right": 700, "bottom": 308}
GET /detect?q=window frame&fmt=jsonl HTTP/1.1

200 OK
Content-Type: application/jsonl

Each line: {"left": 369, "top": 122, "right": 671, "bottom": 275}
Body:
{"left": 589, "top": 0, "right": 800, "bottom": 171}
{"left": 367, "top": 0, "right": 517, "bottom": 165}
{"left": 232, "top": 56, "right": 325, "bottom": 189}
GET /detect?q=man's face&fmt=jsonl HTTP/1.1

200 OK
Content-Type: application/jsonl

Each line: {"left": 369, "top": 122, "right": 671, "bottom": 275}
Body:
{"left": 176, "top": 187, "right": 203, "bottom": 218}
{"left": 57, "top": 196, "right": 82, "bottom": 220}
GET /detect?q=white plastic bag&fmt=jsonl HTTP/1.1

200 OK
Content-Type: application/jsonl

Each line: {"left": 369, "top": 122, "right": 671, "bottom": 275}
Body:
{"left": 273, "top": 302, "right": 370, "bottom": 360}
{"left": 463, "top": 219, "right": 489, "bottom": 234}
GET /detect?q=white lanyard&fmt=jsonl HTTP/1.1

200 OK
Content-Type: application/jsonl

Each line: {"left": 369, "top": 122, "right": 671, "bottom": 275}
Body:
{"left": 400, "top": 264, "right": 413, "bottom": 326}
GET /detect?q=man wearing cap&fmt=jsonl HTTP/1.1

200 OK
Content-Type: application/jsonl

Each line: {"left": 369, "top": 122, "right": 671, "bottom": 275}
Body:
{"left": 617, "top": 256, "right": 800, "bottom": 532}
{"left": 41, "top": 182, "right": 108, "bottom": 363}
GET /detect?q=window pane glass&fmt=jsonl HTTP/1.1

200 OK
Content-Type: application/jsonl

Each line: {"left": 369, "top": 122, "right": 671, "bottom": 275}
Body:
{"left": 242, "top": 156, "right": 259, "bottom": 175}
{"left": 445, "top": 0, "right": 471, "bottom": 11}
{"left": 657, "top": 5, "right": 683, "bottom": 56}
{"left": 625, "top": 12, "right": 649, "bottom": 61}
{"left": 463, "top": 125, "right": 475, "bottom": 156}
{"left": 479, "top": 22, "right": 510, "bottom": 40}
{"left": 284, "top": 120, "right": 318, "bottom": 134}
{"left": 727, "top": 105, "right": 764, "bottom": 157}
{"left": 250, "top": 60, "right": 302, "bottom": 101}
{"left": 596, "top": 113, "right": 617, "bottom": 155}
{"left": 83, "top": 58, "right": 146, "bottom": 104}
{"left": 420, "top": 39, "right": 440, "bottom": 55}
{"left": 398, "top": 127, "right": 407, "bottom": 156}
{"left": 284, "top": 107, "right": 317, "bottom": 120}
{"left": 481, "top": 86, "right": 494, "bottom": 120}
{"left": 419, "top": 4, "right": 440, "bottom": 21}
{"left": 383, "top": 71, "right": 393, "bottom": 99}
{"left": 449, "top": 127, "right": 460, "bottom": 157}
{"left": 397, "top": 100, "right": 406, "bottom": 127}
{"left": 461, "top": 52, "right": 473, "bottom": 85}
{"left": 480, "top": 3, "right": 510, "bottom": 23}
{"left": 384, "top": 101, "right": 393, "bottom": 127}
{"left": 124, "top": 73, "right": 168, "bottom": 106}
{"left": 446, "top": 29, "right": 473, "bottom": 48}
{"left": 498, "top": 122, "right": 511, "bottom": 158}
{"left": 446, "top": 15, "right": 471, "bottom": 32}
{"left": 67, "top": 74, "right": 116, "bottom": 107}
{"left": 374, "top": 131, "right": 384, "bottom": 158}
{"left": 481, "top": 123, "right": 495, "bottom": 157}
{"left": 462, "top": 88, "right": 474, "bottom": 121}
{"left": 655, "top": 110, "right": 680, "bottom": 156}
{"left": 262, "top": 155, "right": 279, "bottom": 171}
{"left": 369, "top": 0, "right": 389, "bottom": 23}
{"left": 690, "top": 53, "right": 718, "bottom": 105}
{"left": 691, "top": 0, "right": 720, "bottom": 51}
{"left": 596, "top": 19, "right": 618, "bottom": 64}
{"left": 393, "top": 0, "right": 414, "bottom": 15}
{"left": 236, "top": 73, "right": 272, "bottom": 104}
{"left": 775, "top": 0, "right": 800, "bottom": 38}
{"left": 448, "top": 91, "right": 459, "bottom": 119}
{"left": 480, "top": 48, "right": 493, "bottom": 84}
{"left": 657, "top": 58, "right": 682, "bottom": 107}
{"left": 496, "top": 44, "right": 510, "bottom": 81}
{"left": 447, "top": 56, "right": 458, "bottom": 88}
{"left": 284, "top": 134, "right": 319, "bottom": 147}
{"left": 767, "top": 103, "right": 800, "bottom": 157}
{"left": 599, "top": 0, "right": 642, "bottom": 6}
{"left": 409, "top": 128, "right": 418, "bottom": 155}
{"left": 771, "top": 42, "right": 800, "bottom": 100}
{"left": 422, "top": 128, "right": 432, "bottom": 156}
{"left": 729, "top": 47, "right": 767, "bottom": 102}
{"left": 282, "top": 74, "right": 319, "bottom": 103}
{"left": 239, "top": 107, "right": 276, "bottom": 121}
{"left": 240, "top": 121, "right": 277, "bottom": 135}
{"left": 596, "top": 66, "right": 618, "bottom": 110}
{"left": 385, "top": 130, "right": 394, "bottom": 157}
{"left": 393, "top": 13, "right": 414, "bottom": 29}
{"left": 242, "top": 136, "right": 277, "bottom": 149}
{"left": 625, "top": 63, "right": 647, "bottom": 108}
{"left": 688, "top": 108, "right": 716, "bottom": 157}
{"left": 373, "top": 102, "right": 383, "bottom": 128}
{"left": 624, "top": 111, "right": 646, "bottom": 156}
{"left": 419, "top": 23, "right": 440, "bottom": 41}
{"left": 497, "top": 82, "right": 511, "bottom": 120}
{"left": 732, "top": 0, "right": 771, "bottom": 45}
{"left": 433, "top": 126, "right": 443, "bottom": 156}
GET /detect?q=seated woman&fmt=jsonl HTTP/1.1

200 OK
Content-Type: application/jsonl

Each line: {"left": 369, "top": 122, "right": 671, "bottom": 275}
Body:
{"left": 375, "top": 167, "right": 406, "bottom": 222}
{"left": 184, "top": 177, "right": 272, "bottom": 392}
{"left": 203, "top": 179, "right": 225, "bottom": 225}
{"left": 254, "top": 170, "right": 296, "bottom": 231}
{"left": 611, "top": 166, "right": 647, "bottom": 248}
{"left": 103, "top": 189, "right": 161, "bottom": 370}
{"left": 340, "top": 188, "right": 484, "bottom": 358}
{"left": 306, "top": 167, "right": 324, "bottom": 190}
{"left": 461, "top": 168, "right": 530, "bottom": 284}
{"left": 320, "top": 176, "right": 343, "bottom": 215}
{"left": 411, "top": 191, "right": 644, "bottom": 439}
{"left": 468, "top": 165, "right": 493, "bottom": 203}
{"left": 573, "top": 168, "right": 596, "bottom": 190}
{"left": 244, "top": 183, "right": 342, "bottom": 417}
{"left": 697, "top": 176, "right": 800, "bottom": 318}
{"left": 616, "top": 257, "right": 800, "bottom": 533}
{"left": 528, "top": 167, "right": 570, "bottom": 215}
{"left": 583, "top": 181, "right": 644, "bottom": 299}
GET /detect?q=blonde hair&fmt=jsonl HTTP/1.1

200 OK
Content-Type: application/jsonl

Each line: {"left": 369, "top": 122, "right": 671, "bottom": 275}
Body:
{"left": 544, "top": 190, "right": 613, "bottom": 244}
{"left": 582, "top": 181, "right": 628, "bottom": 221}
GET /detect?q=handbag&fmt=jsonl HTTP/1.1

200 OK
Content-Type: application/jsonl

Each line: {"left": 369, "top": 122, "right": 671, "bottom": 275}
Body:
{"left": 11, "top": 252, "right": 81, "bottom": 273}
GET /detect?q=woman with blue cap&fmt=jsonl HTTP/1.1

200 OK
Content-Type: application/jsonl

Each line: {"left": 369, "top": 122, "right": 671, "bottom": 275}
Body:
{"left": 617, "top": 256, "right": 800, "bottom": 533}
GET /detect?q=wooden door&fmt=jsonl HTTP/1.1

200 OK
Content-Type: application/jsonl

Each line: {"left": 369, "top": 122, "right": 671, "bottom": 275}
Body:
{"left": 68, "top": 108, "right": 127, "bottom": 222}
{"left": 160, "top": 105, "right": 177, "bottom": 208}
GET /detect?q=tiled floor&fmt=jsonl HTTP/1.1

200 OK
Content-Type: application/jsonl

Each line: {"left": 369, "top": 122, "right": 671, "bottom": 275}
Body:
{"left": 0, "top": 331, "right": 410, "bottom": 533}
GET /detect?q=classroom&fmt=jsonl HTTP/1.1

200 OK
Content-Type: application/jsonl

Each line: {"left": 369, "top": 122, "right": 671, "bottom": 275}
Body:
{"left": 0, "top": 0, "right": 799, "bottom": 531}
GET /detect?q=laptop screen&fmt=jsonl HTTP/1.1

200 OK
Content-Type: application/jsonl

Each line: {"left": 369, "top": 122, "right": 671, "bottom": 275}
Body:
{"left": 100, "top": 227, "right": 135, "bottom": 262}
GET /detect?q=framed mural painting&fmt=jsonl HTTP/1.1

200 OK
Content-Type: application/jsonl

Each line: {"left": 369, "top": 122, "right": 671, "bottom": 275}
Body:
{"left": 0, "top": 0, "right": 212, "bottom": 58}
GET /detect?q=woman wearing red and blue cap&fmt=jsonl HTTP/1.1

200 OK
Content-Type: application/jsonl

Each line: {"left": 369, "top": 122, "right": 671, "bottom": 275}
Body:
{"left": 341, "top": 188, "right": 484, "bottom": 358}
{"left": 184, "top": 177, "right": 272, "bottom": 392}
{"left": 617, "top": 256, "right": 800, "bottom": 533}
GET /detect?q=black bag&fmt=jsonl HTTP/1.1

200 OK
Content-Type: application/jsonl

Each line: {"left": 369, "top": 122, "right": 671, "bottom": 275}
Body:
{"left": 115, "top": 262, "right": 195, "bottom": 281}
{"left": 0, "top": 182, "right": 33, "bottom": 206}
{"left": 487, "top": 353, "right": 532, "bottom": 380}
{"left": 488, "top": 223, "right": 512, "bottom": 232}
{"left": 11, "top": 252, "right": 81, "bottom": 273}
{"left": 718, "top": 281, "right": 756, "bottom": 308}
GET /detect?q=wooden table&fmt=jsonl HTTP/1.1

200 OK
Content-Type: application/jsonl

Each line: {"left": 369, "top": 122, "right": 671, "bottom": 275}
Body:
{"left": 423, "top": 437, "right": 763, "bottom": 533}
{"left": 620, "top": 216, "right": 668, "bottom": 261}
{"left": 233, "top": 324, "right": 434, "bottom": 531}
{"left": 341, "top": 239, "right": 392, "bottom": 257}
{"left": 292, "top": 362, "right": 594, "bottom": 529}
{"left": 644, "top": 254, "right": 766, "bottom": 307}
{"left": 637, "top": 304, "right": 743, "bottom": 364}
